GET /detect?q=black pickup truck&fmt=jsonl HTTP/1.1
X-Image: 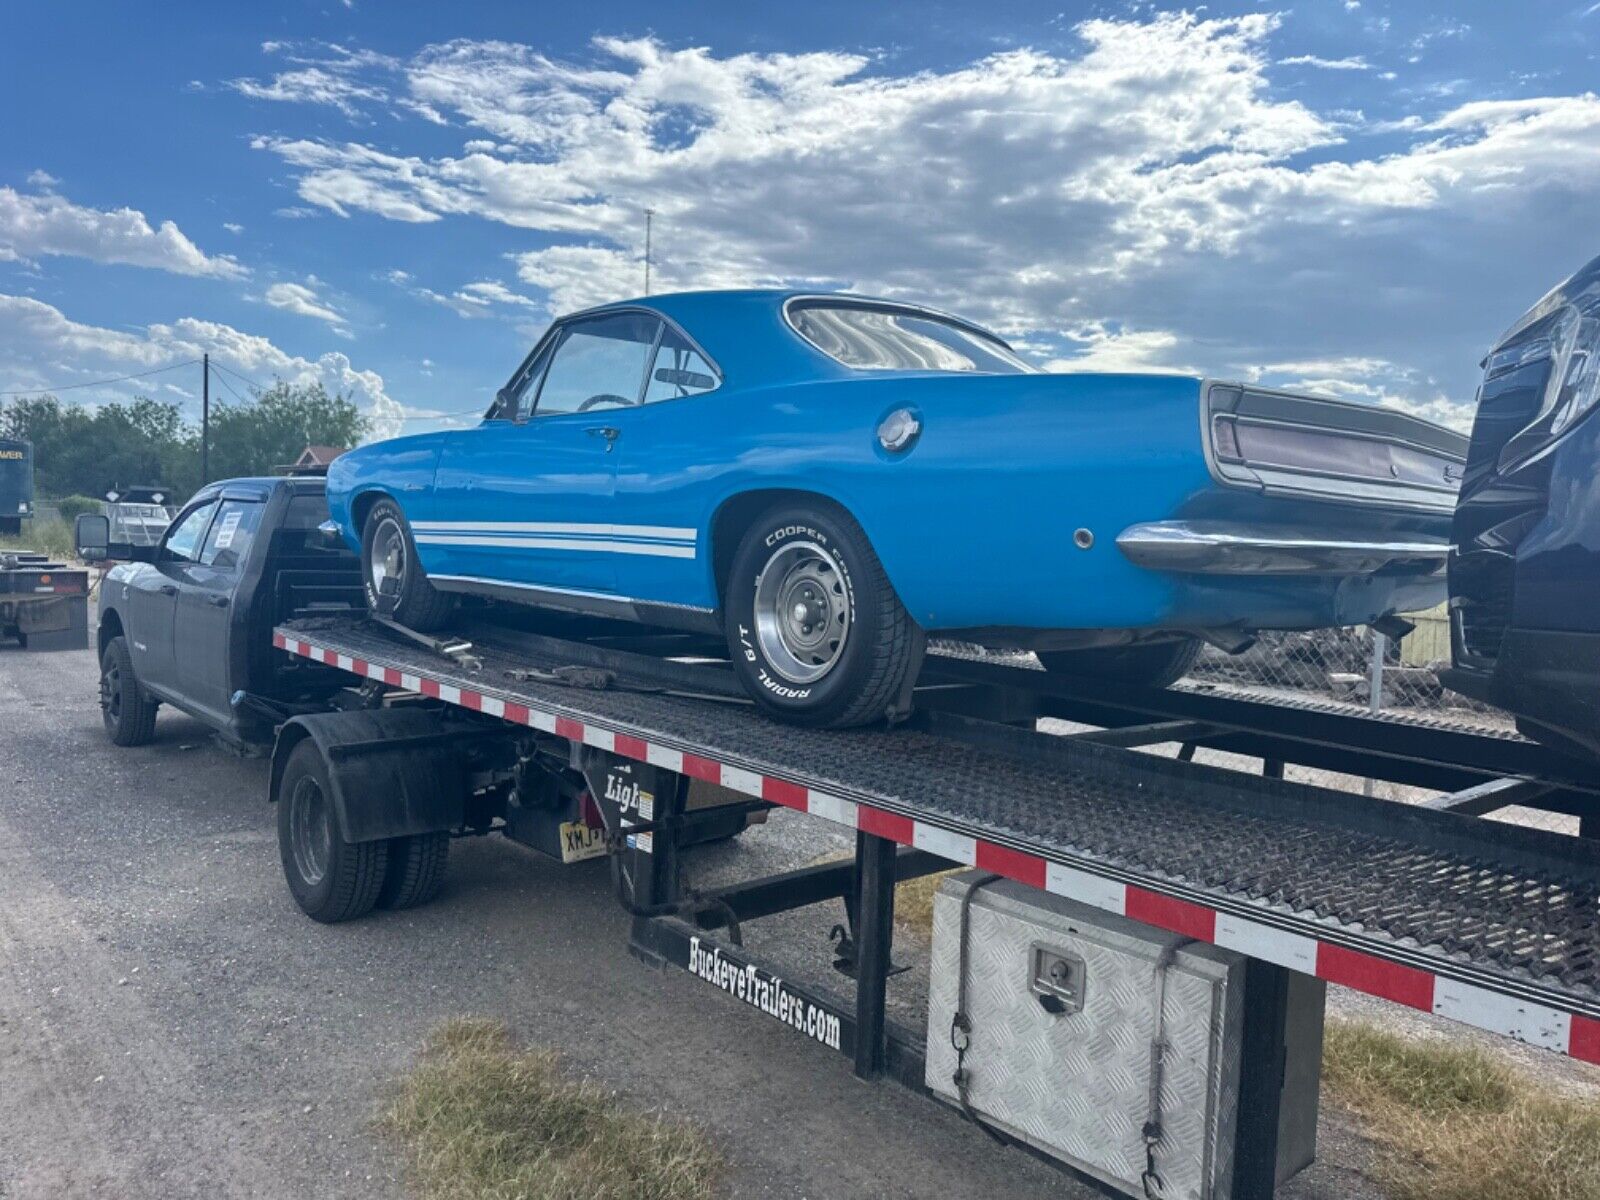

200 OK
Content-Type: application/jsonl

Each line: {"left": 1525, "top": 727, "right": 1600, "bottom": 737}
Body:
{"left": 89, "top": 475, "right": 364, "bottom": 747}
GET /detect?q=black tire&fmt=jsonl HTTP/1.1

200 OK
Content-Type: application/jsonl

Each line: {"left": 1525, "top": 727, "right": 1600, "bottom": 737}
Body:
{"left": 1037, "top": 636, "right": 1203, "bottom": 690}
{"left": 100, "top": 635, "right": 158, "bottom": 746}
{"left": 277, "top": 739, "right": 389, "bottom": 923}
{"left": 376, "top": 832, "right": 450, "bottom": 910}
{"left": 724, "top": 502, "right": 921, "bottom": 728}
{"left": 361, "top": 498, "right": 454, "bottom": 632}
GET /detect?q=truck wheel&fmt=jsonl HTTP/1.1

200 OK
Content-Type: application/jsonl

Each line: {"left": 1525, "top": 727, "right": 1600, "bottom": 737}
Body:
{"left": 1037, "top": 636, "right": 1203, "bottom": 690}
{"left": 277, "top": 739, "right": 389, "bottom": 923}
{"left": 725, "top": 502, "right": 921, "bottom": 728}
{"left": 361, "top": 498, "right": 454, "bottom": 632}
{"left": 100, "top": 635, "right": 158, "bottom": 746}
{"left": 377, "top": 833, "right": 450, "bottom": 910}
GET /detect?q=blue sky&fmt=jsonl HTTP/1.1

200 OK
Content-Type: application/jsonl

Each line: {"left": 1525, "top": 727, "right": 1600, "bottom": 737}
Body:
{"left": 1, "top": 1, "right": 1597, "bottom": 438}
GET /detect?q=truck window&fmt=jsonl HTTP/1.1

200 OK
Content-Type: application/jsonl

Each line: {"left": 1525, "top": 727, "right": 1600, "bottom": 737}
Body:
{"left": 199, "top": 500, "right": 264, "bottom": 572}
{"left": 161, "top": 501, "right": 218, "bottom": 564}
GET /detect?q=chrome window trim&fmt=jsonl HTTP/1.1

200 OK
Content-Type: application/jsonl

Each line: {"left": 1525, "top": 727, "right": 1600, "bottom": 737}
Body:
{"left": 493, "top": 305, "right": 725, "bottom": 425}
{"left": 779, "top": 294, "right": 1027, "bottom": 369}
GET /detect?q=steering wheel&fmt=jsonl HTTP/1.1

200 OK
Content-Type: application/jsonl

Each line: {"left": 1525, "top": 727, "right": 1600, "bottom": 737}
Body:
{"left": 576, "top": 394, "right": 632, "bottom": 412}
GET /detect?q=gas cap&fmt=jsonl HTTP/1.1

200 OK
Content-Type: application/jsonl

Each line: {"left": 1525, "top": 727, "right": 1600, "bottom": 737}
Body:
{"left": 877, "top": 408, "right": 921, "bottom": 453}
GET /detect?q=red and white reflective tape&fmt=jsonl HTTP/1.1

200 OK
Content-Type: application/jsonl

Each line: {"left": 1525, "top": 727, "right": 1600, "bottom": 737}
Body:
{"left": 273, "top": 629, "right": 1600, "bottom": 1065}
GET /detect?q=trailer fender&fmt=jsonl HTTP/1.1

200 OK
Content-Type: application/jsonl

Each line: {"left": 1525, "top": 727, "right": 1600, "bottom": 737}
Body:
{"left": 269, "top": 709, "right": 472, "bottom": 843}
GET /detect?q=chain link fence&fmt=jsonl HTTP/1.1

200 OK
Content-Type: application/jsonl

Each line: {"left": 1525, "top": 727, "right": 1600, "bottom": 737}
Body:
{"left": 1176, "top": 606, "right": 1580, "bottom": 835}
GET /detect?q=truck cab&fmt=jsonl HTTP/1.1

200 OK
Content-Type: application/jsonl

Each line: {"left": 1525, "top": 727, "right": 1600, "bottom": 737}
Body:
{"left": 92, "top": 476, "right": 363, "bottom": 746}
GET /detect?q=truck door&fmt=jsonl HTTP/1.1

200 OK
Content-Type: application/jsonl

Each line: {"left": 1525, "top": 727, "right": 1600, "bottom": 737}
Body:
{"left": 425, "top": 312, "right": 662, "bottom": 597}
{"left": 173, "top": 498, "right": 265, "bottom": 725}
{"left": 125, "top": 498, "right": 218, "bottom": 698}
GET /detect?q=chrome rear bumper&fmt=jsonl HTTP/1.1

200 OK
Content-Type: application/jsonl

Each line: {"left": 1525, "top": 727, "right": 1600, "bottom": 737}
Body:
{"left": 1117, "top": 521, "right": 1450, "bottom": 575}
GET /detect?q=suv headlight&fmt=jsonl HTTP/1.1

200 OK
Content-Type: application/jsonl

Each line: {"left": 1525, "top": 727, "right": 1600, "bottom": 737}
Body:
{"left": 1498, "top": 296, "right": 1600, "bottom": 472}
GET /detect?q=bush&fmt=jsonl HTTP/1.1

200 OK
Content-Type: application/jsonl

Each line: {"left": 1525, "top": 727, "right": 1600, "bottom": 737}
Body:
{"left": 53, "top": 494, "right": 103, "bottom": 524}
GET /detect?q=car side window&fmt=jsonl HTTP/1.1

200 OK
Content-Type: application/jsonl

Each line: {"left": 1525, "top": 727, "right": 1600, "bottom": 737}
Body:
{"left": 644, "top": 327, "right": 719, "bottom": 403}
{"left": 161, "top": 501, "right": 218, "bottom": 565}
{"left": 532, "top": 313, "right": 662, "bottom": 417}
{"left": 199, "top": 500, "right": 264, "bottom": 573}
{"left": 491, "top": 338, "right": 555, "bottom": 422}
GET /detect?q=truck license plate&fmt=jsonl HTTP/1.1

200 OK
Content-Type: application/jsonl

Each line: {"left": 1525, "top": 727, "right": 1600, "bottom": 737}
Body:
{"left": 558, "top": 820, "right": 607, "bottom": 864}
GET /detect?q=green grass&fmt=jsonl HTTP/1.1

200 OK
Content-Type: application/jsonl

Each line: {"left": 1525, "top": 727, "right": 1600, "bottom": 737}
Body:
{"left": 0, "top": 518, "right": 74, "bottom": 560}
{"left": 1322, "top": 1019, "right": 1600, "bottom": 1200}
{"left": 381, "top": 1019, "right": 724, "bottom": 1200}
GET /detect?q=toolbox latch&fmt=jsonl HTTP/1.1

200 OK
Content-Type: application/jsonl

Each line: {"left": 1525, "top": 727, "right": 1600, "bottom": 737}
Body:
{"left": 1030, "top": 944, "right": 1086, "bottom": 1015}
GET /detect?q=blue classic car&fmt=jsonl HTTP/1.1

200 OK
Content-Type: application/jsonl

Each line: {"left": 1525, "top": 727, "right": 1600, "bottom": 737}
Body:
{"left": 328, "top": 290, "right": 1466, "bottom": 726}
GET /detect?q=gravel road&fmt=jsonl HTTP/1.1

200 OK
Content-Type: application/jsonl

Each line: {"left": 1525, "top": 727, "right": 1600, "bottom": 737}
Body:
{"left": 4, "top": 633, "right": 1561, "bottom": 1199}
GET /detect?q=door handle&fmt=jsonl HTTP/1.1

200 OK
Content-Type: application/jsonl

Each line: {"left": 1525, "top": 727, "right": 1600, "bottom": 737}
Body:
{"left": 586, "top": 426, "right": 621, "bottom": 452}
{"left": 208, "top": 595, "right": 229, "bottom": 609}
{"left": 158, "top": 583, "right": 178, "bottom": 596}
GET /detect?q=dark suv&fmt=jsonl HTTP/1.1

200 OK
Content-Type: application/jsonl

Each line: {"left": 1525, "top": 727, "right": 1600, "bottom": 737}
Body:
{"left": 1443, "top": 253, "right": 1600, "bottom": 759}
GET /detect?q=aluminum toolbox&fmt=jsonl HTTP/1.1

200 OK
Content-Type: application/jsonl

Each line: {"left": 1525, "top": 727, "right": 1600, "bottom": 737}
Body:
{"left": 926, "top": 873, "right": 1322, "bottom": 1199}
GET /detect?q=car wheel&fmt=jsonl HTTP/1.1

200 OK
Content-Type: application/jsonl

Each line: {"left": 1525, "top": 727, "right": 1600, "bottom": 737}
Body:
{"left": 100, "top": 635, "right": 158, "bottom": 746}
{"left": 376, "top": 832, "right": 450, "bottom": 910}
{"left": 277, "top": 739, "right": 389, "bottom": 923}
{"left": 361, "top": 498, "right": 454, "bottom": 632}
{"left": 1037, "top": 636, "right": 1203, "bottom": 690}
{"left": 725, "top": 502, "right": 921, "bottom": 727}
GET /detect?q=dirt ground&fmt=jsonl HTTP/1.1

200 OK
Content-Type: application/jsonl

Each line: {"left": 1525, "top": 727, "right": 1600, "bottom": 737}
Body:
{"left": 1, "top": 634, "right": 1590, "bottom": 1199}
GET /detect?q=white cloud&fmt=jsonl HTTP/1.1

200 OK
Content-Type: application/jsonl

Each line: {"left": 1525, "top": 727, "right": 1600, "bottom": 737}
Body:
{"left": 223, "top": 221, "right": 244, "bottom": 234}
{"left": 246, "top": 16, "right": 1600, "bottom": 417}
{"left": 232, "top": 65, "right": 388, "bottom": 117}
{"left": 25, "top": 169, "right": 58, "bottom": 189}
{"left": 0, "top": 292, "right": 402, "bottom": 440}
{"left": 264, "top": 279, "right": 350, "bottom": 336}
{"left": 1043, "top": 324, "right": 1194, "bottom": 375}
{"left": 1279, "top": 54, "right": 1371, "bottom": 70}
{"left": 0, "top": 186, "right": 247, "bottom": 279}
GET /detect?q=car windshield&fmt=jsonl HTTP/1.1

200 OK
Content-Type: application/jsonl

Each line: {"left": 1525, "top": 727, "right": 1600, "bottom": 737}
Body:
{"left": 787, "top": 303, "right": 1033, "bottom": 374}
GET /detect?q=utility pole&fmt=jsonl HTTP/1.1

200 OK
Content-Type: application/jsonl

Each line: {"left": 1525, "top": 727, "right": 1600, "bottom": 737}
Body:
{"left": 644, "top": 208, "right": 654, "bottom": 296}
{"left": 201, "top": 353, "right": 210, "bottom": 485}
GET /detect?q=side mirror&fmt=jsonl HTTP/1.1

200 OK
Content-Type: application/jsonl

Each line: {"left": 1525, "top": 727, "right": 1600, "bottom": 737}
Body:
{"left": 74, "top": 513, "right": 110, "bottom": 562}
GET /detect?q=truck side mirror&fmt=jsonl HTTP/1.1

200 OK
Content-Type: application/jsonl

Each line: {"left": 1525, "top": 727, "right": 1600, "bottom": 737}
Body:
{"left": 74, "top": 513, "right": 110, "bottom": 562}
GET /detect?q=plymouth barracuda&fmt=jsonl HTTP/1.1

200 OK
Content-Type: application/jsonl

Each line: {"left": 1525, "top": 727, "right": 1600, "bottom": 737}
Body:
{"left": 1442, "top": 253, "right": 1600, "bottom": 760}
{"left": 327, "top": 290, "right": 1466, "bottom": 727}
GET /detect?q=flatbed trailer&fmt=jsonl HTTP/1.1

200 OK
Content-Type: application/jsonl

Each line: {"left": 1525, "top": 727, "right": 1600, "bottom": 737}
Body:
{"left": 267, "top": 612, "right": 1600, "bottom": 1199}
{"left": 0, "top": 551, "right": 89, "bottom": 650}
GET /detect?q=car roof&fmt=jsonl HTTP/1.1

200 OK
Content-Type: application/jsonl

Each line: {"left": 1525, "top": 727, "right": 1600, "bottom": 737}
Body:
{"left": 565, "top": 289, "right": 1012, "bottom": 385}
{"left": 189, "top": 476, "right": 324, "bottom": 506}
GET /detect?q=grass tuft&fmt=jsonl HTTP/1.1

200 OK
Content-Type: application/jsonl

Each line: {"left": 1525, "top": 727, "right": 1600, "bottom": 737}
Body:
{"left": 381, "top": 1018, "right": 724, "bottom": 1200}
{"left": 0, "top": 519, "right": 74, "bottom": 560}
{"left": 1323, "top": 1019, "right": 1600, "bottom": 1200}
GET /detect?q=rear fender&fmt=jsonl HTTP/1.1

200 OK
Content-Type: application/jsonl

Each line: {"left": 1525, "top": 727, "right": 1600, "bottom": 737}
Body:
{"left": 269, "top": 709, "right": 472, "bottom": 843}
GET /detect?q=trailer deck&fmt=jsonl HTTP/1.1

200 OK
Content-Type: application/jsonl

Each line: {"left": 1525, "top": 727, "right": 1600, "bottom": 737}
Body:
{"left": 274, "top": 615, "right": 1600, "bottom": 1065}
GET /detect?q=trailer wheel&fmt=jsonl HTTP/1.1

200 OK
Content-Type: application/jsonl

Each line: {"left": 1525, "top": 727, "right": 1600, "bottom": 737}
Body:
{"left": 277, "top": 739, "right": 389, "bottom": 923}
{"left": 1037, "top": 636, "right": 1203, "bottom": 690}
{"left": 100, "top": 635, "right": 158, "bottom": 746}
{"left": 725, "top": 502, "right": 921, "bottom": 727}
{"left": 361, "top": 498, "right": 454, "bottom": 632}
{"left": 377, "top": 833, "right": 450, "bottom": 910}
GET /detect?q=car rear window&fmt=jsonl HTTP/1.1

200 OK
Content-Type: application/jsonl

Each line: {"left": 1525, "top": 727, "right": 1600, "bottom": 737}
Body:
{"left": 787, "top": 303, "right": 1033, "bottom": 374}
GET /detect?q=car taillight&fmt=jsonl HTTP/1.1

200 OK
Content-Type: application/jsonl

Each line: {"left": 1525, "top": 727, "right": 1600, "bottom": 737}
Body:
{"left": 1498, "top": 296, "right": 1600, "bottom": 472}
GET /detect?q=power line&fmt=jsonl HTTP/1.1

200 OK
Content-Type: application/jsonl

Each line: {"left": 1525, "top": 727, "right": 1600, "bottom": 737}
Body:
{"left": 208, "top": 359, "right": 268, "bottom": 395}
{"left": 209, "top": 367, "right": 252, "bottom": 408}
{"left": 0, "top": 358, "right": 200, "bottom": 397}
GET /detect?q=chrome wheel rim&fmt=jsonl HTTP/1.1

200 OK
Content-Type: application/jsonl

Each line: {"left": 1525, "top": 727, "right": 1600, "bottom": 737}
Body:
{"left": 289, "top": 777, "right": 331, "bottom": 886}
{"left": 369, "top": 517, "right": 406, "bottom": 603}
{"left": 753, "top": 540, "right": 850, "bottom": 685}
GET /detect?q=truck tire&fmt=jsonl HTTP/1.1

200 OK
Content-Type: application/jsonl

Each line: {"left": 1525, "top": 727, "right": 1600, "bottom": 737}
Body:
{"left": 1037, "top": 636, "right": 1203, "bottom": 690}
{"left": 361, "top": 498, "right": 454, "bottom": 632}
{"left": 277, "top": 739, "right": 389, "bottom": 923}
{"left": 725, "top": 502, "right": 921, "bottom": 728}
{"left": 100, "top": 635, "right": 158, "bottom": 746}
{"left": 377, "top": 833, "right": 450, "bottom": 910}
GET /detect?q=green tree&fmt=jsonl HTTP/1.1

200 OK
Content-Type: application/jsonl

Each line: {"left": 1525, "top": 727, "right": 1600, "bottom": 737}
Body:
{"left": 206, "top": 380, "right": 368, "bottom": 481}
